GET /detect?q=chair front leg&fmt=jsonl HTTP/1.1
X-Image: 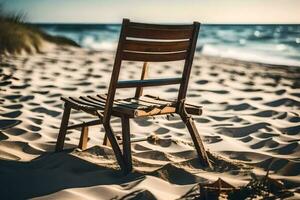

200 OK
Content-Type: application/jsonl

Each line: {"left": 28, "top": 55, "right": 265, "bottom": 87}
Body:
{"left": 55, "top": 103, "right": 71, "bottom": 152}
{"left": 178, "top": 102, "right": 211, "bottom": 168}
{"left": 121, "top": 116, "right": 132, "bottom": 173}
{"left": 103, "top": 123, "right": 127, "bottom": 173}
{"left": 78, "top": 126, "right": 89, "bottom": 150}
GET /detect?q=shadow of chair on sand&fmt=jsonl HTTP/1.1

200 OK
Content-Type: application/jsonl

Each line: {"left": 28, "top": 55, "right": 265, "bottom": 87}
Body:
{"left": 0, "top": 150, "right": 144, "bottom": 199}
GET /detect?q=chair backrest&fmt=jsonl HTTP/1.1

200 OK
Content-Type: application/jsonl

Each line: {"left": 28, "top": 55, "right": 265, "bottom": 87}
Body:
{"left": 103, "top": 18, "right": 200, "bottom": 122}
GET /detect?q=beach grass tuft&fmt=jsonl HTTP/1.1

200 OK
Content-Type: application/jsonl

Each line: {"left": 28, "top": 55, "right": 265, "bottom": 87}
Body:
{"left": 0, "top": 4, "right": 79, "bottom": 55}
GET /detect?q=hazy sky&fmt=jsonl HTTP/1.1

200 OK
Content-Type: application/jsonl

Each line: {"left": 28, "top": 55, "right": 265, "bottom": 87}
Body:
{"left": 2, "top": 0, "right": 300, "bottom": 24}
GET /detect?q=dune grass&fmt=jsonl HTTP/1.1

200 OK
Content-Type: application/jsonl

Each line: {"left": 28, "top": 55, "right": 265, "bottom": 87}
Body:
{"left": 0, "top": 5, "right": 79, "bottom": 55}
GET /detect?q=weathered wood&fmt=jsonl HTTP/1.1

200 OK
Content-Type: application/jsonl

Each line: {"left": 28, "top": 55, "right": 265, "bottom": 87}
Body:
{"left": 121, "top": 136, "right": 148, "bottom": 144}
{"left": 121, "top": 116, "right": 132, "bottom": 173}
{"left": 126, "top": 26, "right": 193, "bottom": 40}
{"left": 64, "top": 95, "right": 135, "bottom": 117}
{"left": 181, "top": 115, "right": 211, "bottom": 168}
{"left": 122, "top": 51, "right": 186, "bottom": 62}
{"left": 133, "top": 106, "right": 175, "bottom": 117}
{"left": 103, "top": 123, "right": 127, "bottom": 171}
{"left": 97, "top": 94, "right": 178, "bottom": 117}
{"left": 63, "top": 93, "right": 201, "bottom": 119}
{"left": 128, "top": 21, "right": 194, "bottom": 30}
{"left": 103, "top": 134, "right": 108, "bottom": 146}
{"left": 117, "top": 77, "right": 182, "bottom": 88}
{"left": 61, "top": 97, "right": 94, "bottom": 111}
{"left": 71, "top": 97, "right": 103, "bottom": 109}
{"left": 178, "top": 103, "right": 211, "bottom": 168}
{"left": 177, "top": 22, "right": 200, "bottom": 102}
{"left": 88, "top": 95, "right": 136, "bottom": 116}
{"left": 135, "top": 62, "right": 148, "bottom": 98}
{"left": 141, "top": 95, "right": 202, "bottom": 115}
{"left": 103, "top": 18, "right": 128, "bottom": 124}
{"left": 67, "top": 119, "right": 102, "bottom": 130}
{"left": 80, "top": 96, "right": 106, "bottom": 107}
{"left": 109, "top": 97, "right": 176, "bottom": 117}
{"left": 78, "top": 126, "right": 89, "bottom": 150}
{"left": 55, "top": 19, "right": 207, "bottom": 173}
{"left": 55, "top": 103, "right": 71, "bottom": 152}
{"left": 124, "top": 40, "right": 190, "bottom": 52}
{"left": 96, "top": 95, "right": 147, "bottom": 112}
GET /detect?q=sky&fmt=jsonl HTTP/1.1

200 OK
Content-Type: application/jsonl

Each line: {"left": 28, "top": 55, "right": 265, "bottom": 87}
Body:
{"left": 2, "top": 0, "right": 300, "bottom": 24}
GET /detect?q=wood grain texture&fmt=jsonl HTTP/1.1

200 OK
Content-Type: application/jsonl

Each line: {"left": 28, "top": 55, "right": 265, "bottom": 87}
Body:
{"left": 117, "top": 78, "right": 182, "bottom": 88}
{"left": 122, "top": 51, "right": 187, "bottom": 62}
{"left": 126, "top": 27, "right": 193, "bottom": 40}
{"left": 55, "top": 103, "right": 71, "bottom": 152}
{"left": 135, "top": 62, "right": 148, "bottom": 98}
{"left": 78, "top": 126, "right": 89, "bottom": 150}
{"left": 123, "top": 40, "right": 190, "bottom": 53}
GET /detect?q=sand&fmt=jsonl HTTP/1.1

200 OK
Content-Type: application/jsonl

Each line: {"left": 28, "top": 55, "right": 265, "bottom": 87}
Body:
{"left": 0, "top": 45, "right": 299, "bottom": 199}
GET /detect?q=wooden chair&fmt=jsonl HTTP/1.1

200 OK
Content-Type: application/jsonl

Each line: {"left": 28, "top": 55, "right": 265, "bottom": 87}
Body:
{"left": 55, "top": 19, "right": 211, "bottom": 173}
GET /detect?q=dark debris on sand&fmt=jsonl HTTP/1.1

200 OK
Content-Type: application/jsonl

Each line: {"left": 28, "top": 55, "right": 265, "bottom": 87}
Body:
{"left": 180, "top": 173, "right": 294, "bottom": 200}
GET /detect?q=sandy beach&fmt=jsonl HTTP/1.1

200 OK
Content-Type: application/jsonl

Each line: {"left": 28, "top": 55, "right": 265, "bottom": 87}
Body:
{"left": 0, "top": 45, "right": 300, "bottom": 199}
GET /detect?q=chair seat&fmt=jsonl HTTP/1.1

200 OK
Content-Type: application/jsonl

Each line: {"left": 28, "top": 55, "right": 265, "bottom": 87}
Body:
{"left": 62, "top": 94, "right": 202, "bottom": 118}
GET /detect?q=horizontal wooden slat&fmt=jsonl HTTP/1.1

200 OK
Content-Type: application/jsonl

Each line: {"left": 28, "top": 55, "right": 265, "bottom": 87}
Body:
{"left": 63, "top": 93, "right": 202, "bottom": 118}
{"left": 122, "top": 51, "right": 186, "bottom": 62}
{"left": 61, "top": 97, "right": 101, "bottom": 116}
{"left": 80, "top": 96, "right": 105, "bottom": 107}
{"left": 94, "top": 94, "right": 174, "bottom": 117}
{"left": 67, "top": 119, "right": 102, "bottom": 130}
{"left": 123, "top": 40, "right": 190, "bottom": 52}
{"left": 134, "top": 106, "right": 176, "bottom": 117}
{"left": 92, "top": 95, "right": 147, "bottom": 110}
{"left": 142, "top": 95, "right": 202, "bottom": 115}
{"left": 62, "top": 97, "right": 95, "bottom": 110}
{"left": 128, "top": 22, "right": 194, "bottom": 30}
{"left": 126, "top": 26, "right": 193, "bottom": 40}
{"left": 71, "top": 97, "right": 103, "bottom": 109}
{"left": 117, "top": 78, "right": 181, "bottom": 88}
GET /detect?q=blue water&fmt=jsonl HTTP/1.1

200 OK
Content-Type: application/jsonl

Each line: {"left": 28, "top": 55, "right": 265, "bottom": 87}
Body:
{"left": 37, "top": 24, "right": 300, "bottom": 66}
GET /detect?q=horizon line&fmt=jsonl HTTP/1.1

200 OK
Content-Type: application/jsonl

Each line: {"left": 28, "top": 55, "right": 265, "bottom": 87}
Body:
{"left": 30, "top": 22, "right": 300, "bottom": 25}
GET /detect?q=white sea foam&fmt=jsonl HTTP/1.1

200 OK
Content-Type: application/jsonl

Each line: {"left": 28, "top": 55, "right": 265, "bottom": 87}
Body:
{"left": 81, "top": 36, "right": 117, "bottom": 51}
{"left": 202, "top": 44, "right": 300, "bottom": 67}
{"left": 38, "top": 24, "right": 300, "bottom": 67}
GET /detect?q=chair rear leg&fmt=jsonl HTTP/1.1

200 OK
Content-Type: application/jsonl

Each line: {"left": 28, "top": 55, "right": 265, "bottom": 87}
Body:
{"left": 121, "top": 116, "right": 132, "bottom": 173}
{"left": 179, "top": 105, "right": 211, "bottom": 168}
{"left": 55, "top": 103, "right": 71, "bottom": 152}
{"left": 103, "top": 123, "right": 127, "bottom": 172}
{"left": 78, "top": 126, "right": 89, "bottom": 150}
{"left": 103, "top": 134, "right": 108, "bottom": 145}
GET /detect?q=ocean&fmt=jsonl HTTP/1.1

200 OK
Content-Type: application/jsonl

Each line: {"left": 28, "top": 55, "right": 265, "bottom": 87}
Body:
{"left": 36, "top": 24, "right": 300, "bottom": 66}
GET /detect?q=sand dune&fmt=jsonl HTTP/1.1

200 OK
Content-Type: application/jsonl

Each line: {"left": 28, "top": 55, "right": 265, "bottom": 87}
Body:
{"left": 0, "top": 46, "right": 299, "bottom": 199}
